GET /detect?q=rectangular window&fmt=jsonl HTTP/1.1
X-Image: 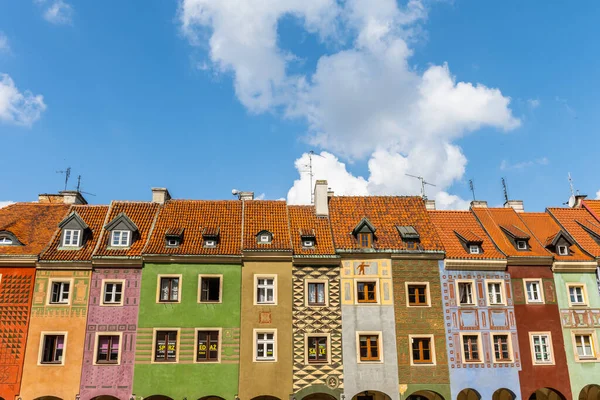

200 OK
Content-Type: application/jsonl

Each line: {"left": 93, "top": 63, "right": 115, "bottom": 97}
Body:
{"left": 462, "top": 335, "right": 480, "bottom": 362}
{"left": 96, "top": 335, "right": 120, "bottom": 364}
{"left": 199, "top": 276, "right": 221, "bottom": 303}
{"left": 50, "top": 281, "right": 70, "bottom": 304}
{"left": 358, "top": 233, "right": 372, "bottom": 248}
{"left": 111, "top": 230, "right": 130, "bottom": 247}
{"left": 458, "top": 282, "right": 474, "bottom": 305}
{"left": 154, "top": 331, "right": 178, "bottom": 362}
{"left": 63, "top": 229, "right": 80, "bottom": 247}
{"left": 411, "top": 337, "right": 433, "bottom": 364}
{"left": 307, "top": 282, "right": 326, "bottom": 306}
{"left": 492, "top": 334, "right": 511, "bottom": 362}
{"left": 557, "top": 245, "right": 568, "bottom": 255}
{"left": 103, "top": 282, "right": 123, "bottom": 305}
{"left": 469, "top": 245, "right": 480, "bottom": 254}
{"left": 196, "top": 331, "right": 219, "bottom": 362}
{"left": 525, "top": 280, "right": 543, "bottom": 303}
{"left": 307, "top": 336, "right": 328, "bottom": 364}
{"left": 574, "top": 334, "right": 595, "bottom": 359}
{"left": 517, "top": 240, "right": 527, "bottom": 250}
{"left": 41, "top": 334, "right": 65, "bottom": 364}
{"left": 569, "top": 285, "right": 586, "bottom": 305}
{"left": 531, "top": 333, "right": 553, "bottom": 364}
{"left": 359, "top": 334, "right": 380, "bottom": 361}
{"left": 159, "top": 277, "right": 180, "bottom": 302}
{"left": 256, "top": 331, "right": 275, "bottom": 361}
{"left": 357, "top": 281, "right": 377, "bottom": 303}
{"left": 407, "top": 284, "right": 428, "bottom": 306}
{"left": 256, "top": 277, "right": 275, "bottom": 304}
{"left": 487, "top": 282, "right": 503, "bottom": 305}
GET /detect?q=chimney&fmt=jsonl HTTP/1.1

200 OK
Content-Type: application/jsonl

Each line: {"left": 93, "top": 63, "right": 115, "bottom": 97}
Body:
{"left": 239, "top": 191, "right": 254, "bottom": 201}
{"left": 470, "top": 200, "right": 488, "bottom": 208}
{"left": 152, "top": 187, "right": 171, "bottom": 204}
{"left": 425, "top": 199, "right": 436, "bottom": 210}
{"left": 573, "top": 194, "right": 587, "bottom": 208}
{"left": 315, "top": 180, "right": 329, "bottom": 217}
{"left": 504, "top": 200, "right": 524, "bottom": 213}
{"left": 38, "top": 191, "right": 87, "bottom": 205}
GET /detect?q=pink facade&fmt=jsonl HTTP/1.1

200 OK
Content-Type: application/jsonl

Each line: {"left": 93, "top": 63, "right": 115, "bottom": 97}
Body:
{"left": 79, "top": 267, "right": 142, "bottom": 400}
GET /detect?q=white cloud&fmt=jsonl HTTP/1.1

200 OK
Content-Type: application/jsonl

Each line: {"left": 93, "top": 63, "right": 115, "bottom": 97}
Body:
{"left": 0, "top": 74, "right": 47, "bottom": 127}
{"left": 527, "top": 98, "right": 540, "bottom": 108}
{"left": 500, "top": 157, "right": 548, "bottom": 171}
{"left": 36, "top": 0, "right": 74, "bottom": 25}
{"left": 0, "top": 201, "right": 15, "bottom": 209}
{"left": 0, "top": 32, "right": 10, "bottom": 53}
{"left": 595, "top": 190, "right": 600, "bottom": 200}
{"left": 179, "top": 0, "right": 521, "bottom": 209}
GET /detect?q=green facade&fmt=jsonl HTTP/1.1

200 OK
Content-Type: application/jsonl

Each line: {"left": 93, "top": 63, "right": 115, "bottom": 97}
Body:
{"left": 554, "top": 271, "right": 600, "bottom": 398}
{"left": 133, "top": 262, "right": 241, "bottom": 399}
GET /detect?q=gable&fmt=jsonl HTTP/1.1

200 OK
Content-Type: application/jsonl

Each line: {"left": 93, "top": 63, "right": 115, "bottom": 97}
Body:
{"left": 352, "top": 217, "right": 376, "bottom": 235}
{"left": 105, "top": 212, "right": 139, "bottom": 233}
{"left": 58, "top": 211, "right": 89, "bottom": 231}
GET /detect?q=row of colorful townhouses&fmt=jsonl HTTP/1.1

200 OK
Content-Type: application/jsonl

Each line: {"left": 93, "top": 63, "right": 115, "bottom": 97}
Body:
{"left": 1, "top": 181, "right": 599, "bottom": 400}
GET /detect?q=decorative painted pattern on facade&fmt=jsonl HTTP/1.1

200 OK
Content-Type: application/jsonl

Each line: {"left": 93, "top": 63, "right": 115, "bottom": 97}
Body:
{"left": 31, "top": 270, "right": 91, "bottom": 317}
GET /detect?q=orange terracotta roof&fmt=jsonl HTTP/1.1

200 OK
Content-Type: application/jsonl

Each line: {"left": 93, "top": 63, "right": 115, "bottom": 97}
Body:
{"left": 242, "top": 201, "right": 291, "bottom": 251}
{"left": 144, "top": 200, "right": 242, "bottom": 256}
{"left": 519, "top": 212, "right": 592, "bottom": 261}
{"left": 429, "top": 211, "right": 504, "bottom": 259}
{"left": 548, "top": 207, "right": 600, "bottom": 257}
{"left": 288, "top": 205, "right": 336, "bottom": 256}
{"left": 94, "top": 201, "right": 159, "bottom": 258}
{"left": 329, "top": 196, "right": 443, "bottom": 252}
{"left": 582, "top": 200, "right": 600, "bottom": 221}
{"left": 499, "top": 224, "right": 530, "bottom": 240}
{"left": 0, "top": 203, "right": 70, "bottom": 257}
{"left": 40, "top": 205, "right": 109, "bottom": 261}
{"left": 472, "top": 208, "right": 551, "bottom": 258}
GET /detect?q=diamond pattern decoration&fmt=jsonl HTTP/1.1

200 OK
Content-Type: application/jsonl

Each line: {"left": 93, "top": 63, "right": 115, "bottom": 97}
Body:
{"left": 0, "top": 275, "right": 32, "bottom": 304}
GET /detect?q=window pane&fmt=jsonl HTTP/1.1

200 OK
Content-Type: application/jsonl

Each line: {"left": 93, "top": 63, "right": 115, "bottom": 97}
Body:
{"left": 160, "top": 278, "right": 170, "bottom": 301}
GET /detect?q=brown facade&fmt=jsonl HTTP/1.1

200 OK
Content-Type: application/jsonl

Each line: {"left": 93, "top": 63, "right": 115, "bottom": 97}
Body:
{"left": 392, "top": 258, "right": 450, "bottom": 398}
{"left": 509, "top": 265, "right": 572, "bottom": 400}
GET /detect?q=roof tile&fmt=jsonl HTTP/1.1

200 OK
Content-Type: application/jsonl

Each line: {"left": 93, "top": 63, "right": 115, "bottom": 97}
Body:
{"left": 288, "top": 206, "right": 335, "bottom": 256}
{"left": 548, "top": 207, "right": 600, "bottom": 257}
{"left": 243, "top": 201, "right": 291, "bottom": 251}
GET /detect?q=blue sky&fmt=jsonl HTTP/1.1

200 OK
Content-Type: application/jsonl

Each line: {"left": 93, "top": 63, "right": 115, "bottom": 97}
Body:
{"left": 1, "top": 0, "right": 599, "bottom": 211}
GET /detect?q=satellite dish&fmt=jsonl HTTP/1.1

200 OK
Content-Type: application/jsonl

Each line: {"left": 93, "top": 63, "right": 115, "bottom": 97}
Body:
{"left": 231, "top": 189, "right": 239, "bottom": 196}
{"left": 568, "top": 195, "right": 576, "bottom": 208}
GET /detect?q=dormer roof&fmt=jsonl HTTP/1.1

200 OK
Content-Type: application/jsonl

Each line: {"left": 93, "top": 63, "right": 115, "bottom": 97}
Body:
{"left": 0, "top": 231, "right": 23, "bottom": 246}
{"left": 202, "top": 227, "right": 220, "bottom": 238}
{"left": 165, "top": 227, "right": 185, "bottom": 238}
{"left": 58, "top": 211, "right": 90, "bottom": 231}
{"left": 454, "top": 230, "right": 484, "bottom": 245}
{"left": 499, "top": 224, "right": 530, "bottom": 240}
{"left": 104, "top": 212, "right": 139, "bottom": 233}
{"left": 547, "top": 207, "right": 600, "bottom": 256}
{"left": 352, "top": 217, "right": 376, "bottom": 235}
{"left": 396, "top": 225, "right": 420, "bottom": 240}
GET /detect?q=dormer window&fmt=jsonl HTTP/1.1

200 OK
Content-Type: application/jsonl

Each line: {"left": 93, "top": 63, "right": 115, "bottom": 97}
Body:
{"left": 0, "top": 237, "right": 12, "bottom": 245}
{"left": 352, "top": 218, "right": 376, "bottom": 249}
{"left": 167, "top": 238, "right": 180, "bottom": 247}
{"left": 204, "top": 238, "right": 217, "bottom": 248}
{"left": 112, "top": 230, "right": 130, "bottom": 247}
{"left": 469, "top": 245, "right": 480, "bottom": 254}
{"left": 165, "top": 228, "right": 184, "bottom": 248}
{"left": 0, "top": 231, "right": 20, "bottom": 246}
{"left": 516, "top": 240, "right": 527, "bottom": 250}
{"left": 557, "top": 245, "right": 569, "bottom": 256}
{"left": 299, "top": 228, "right": 316, "bottom": 249}
{"left": 358, "top": 233, "right": 372, "bottom": 248}
{"left": 63, "top": 229, "right": 81, "bottom": 247}
{"left": 202, "top": 227, "right": 219, "bottom": 248}
{"left": 454, "top": 230, "right": 484, "bottom": 256}
{"left": 545, "top": 230, "right": 573, "bottom": 257}
{"left": 499, "top": 224, "right": 530, "bottom": 252}
{"left": 397, "top": 226, "right": 421, "bottom": 250}
{"left": 303, "top": 239, "right": 315, "bottom": 248}
{"left": 257, "top": 230, "right": 273, "bottom": 245}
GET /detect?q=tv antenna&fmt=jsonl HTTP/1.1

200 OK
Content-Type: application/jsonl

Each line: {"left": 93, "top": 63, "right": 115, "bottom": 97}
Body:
{"left": 469, "top": 179, "right": 476, "bottom": 201}
{"left": 567, "top": 173, "right": 577, "bottom": 207}
{"left": 76, "top": 175, "right": 96, "bottom": 197}
{"left": 501, "top": 177, "right": 509, "bottom": 203}
{"left": 56, "top": 167, "right": 71, "bottom": 191}
{"left": 300, "top": 151, "right": 324, "bottom": 204}
{"left": 405, "top": 173, "right": 436, "bottom": 199}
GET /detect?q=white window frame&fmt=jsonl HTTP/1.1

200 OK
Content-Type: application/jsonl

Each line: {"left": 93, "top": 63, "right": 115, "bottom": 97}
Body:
{"left": 459, "top": 332, "right": 484, "bottom": 364}
{"left": 151, "top": 328, "right": 181, "bottom": 364}
{"left": 485, "top": 280, "right": 506, "bottom": 306}
{"left": 356, "top": 331, "right": 384, "bottom": 364}
{"left": 557, "top": 245, "right": 569, "bottom": 256}
{"left": 254, "top": 329, "right": 277, "bottom": 362}
{"left": 571, "top": 330, "right": 598, "bottom": 362}
{"left": 304, "top": 333, "right": 331, "bottom": 365}
{"left": 254, "top": 274, "right": 277, "bottom": 305}
{"left": 197, "top": 274, "right": 223, "bottom": 304}
{"left": 156, "top": 274, "right": 182, "bottom": 303}
{"left": 37, "top": 331, "right": 68, "bottom": 366}
{"left": 529, "top": 332, "right": 554, "bottom": 365}
{"left": 62, "top": 229, "right": 81, "bottom": 247}
{"left": 194, "top": 328, "right": 222, "bottom": 363}
{"left": 490, "top": 332, "right": 513, "bottom": 363}
{"left": 304, "top": 279, "right": 329, "bottom": 307}
{"left": 203, "top": 238, "right": 217, "bottom": 248}
{"left": 469, "top": 245, "right": 480, "bottom": 254}
{"left": 100, "top": 279, "right": 125, "bottom": 306}
{"left": 524, "top": 279, "right": 545, "bottom": 304}
{"left": 409, "top": 334, "right": 436, "bottom": 366}
{"left": 111, "top": 230, "right": 131, "bottom": 247}
{"left": 47, "top": 278, "right": 74, "bottom": 306}
{"left": 567, "top": 283, "right": 588, "bottom": 307}
{"left": 516, "top": 240, "right": 528, "bottom": 250}
{"left": 92, "top": 331, "right": 123, "bottom": 366}
{"left": 0, "top": 236, "right": 13, "bottom": 245}
{"left": 405, "top": 282, "right": 431, "bottom": 307}
{"left": 166, "top": 238, "right": 180, "bottom": 247}
{"left": 455, "top": 279, "right": 476, "bottom": 306}
{"left": 302, "top": 239, "right": 315, "bottom": 248}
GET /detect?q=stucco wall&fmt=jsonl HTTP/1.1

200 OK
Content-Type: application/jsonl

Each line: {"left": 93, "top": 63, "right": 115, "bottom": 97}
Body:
{"left": 509, "top": 265, "right": 572, "bottom": 400}
{"left": 0, "top": 267, "right": 36, "bottom": 400}
{"left": 21, "top": 269, "right": 91, "bottom": 400}
{"left": 79, "top": 267, "right": 142, "bottom": 400}
{"left": 340, "top": 259, "right": 399, "bottom": 400}
{"left": 133, "top": 262, "right": 241, "bottom": 399}
{"left": 239, "top": 259, "right": 293, "bottom": 400}
{"left": 440, "top": 262, "right": 521, "bottom": 400}
{"left": 554, "top": 271, "right": 600, "bottom": 399}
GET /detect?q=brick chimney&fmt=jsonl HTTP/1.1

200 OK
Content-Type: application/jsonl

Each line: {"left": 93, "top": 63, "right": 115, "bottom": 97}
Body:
{"left": 239, "top": 191, "right": 254, "bottom": 201}
{"left": 38, "top": 191, "right": 87, "bottom": 205}
{"left": 504, "top": 200, "right": 524, "bottom": 213}
{"left": 314, "top": 180, "right": 329, "bottom": 217}
{"left": 470, "top": 200, "right": 488, "bottom": 208}
{"left": 152, "top": 187, "right": 171, "bottom": 204}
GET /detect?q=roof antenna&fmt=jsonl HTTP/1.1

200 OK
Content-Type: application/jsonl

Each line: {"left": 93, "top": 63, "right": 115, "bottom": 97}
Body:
{"left": 566, "top": 173, "right": 577, "bottom": 207}
{"left": 56, "top": 166, "right": 71, "bottom": 191}
{"left": 469, "top": 179, "right": 476, "bottom": 201}
{"left": 300, "top": 151, "right": 324, "bottom": 204}
{"left": 76, "top": 175, "right": 96, "bottom": 197}
{"left": 501, "top": 177, "right": 509, "bottom": 204}
{"left": 406, "top": 173, "right": 436, "bottom": 199}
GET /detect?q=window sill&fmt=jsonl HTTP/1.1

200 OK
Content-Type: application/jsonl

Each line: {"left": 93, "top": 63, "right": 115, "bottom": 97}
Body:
{"left": 198, "top": 301, "right": 222, "bottom": 304}
{"left": 39, "top": 362, "right": 64, "bottom": 366}
{"left": 254, "top": 358, "right": 276, "bottom": 362}
{"left": 357, "top": 359, "right": 383, "bottom": 364}
{"left": 94, "top": 362, "right": 119, "bottom": 366}
{"left": 47, "top": 303, "right": 70, "bottom": 307}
